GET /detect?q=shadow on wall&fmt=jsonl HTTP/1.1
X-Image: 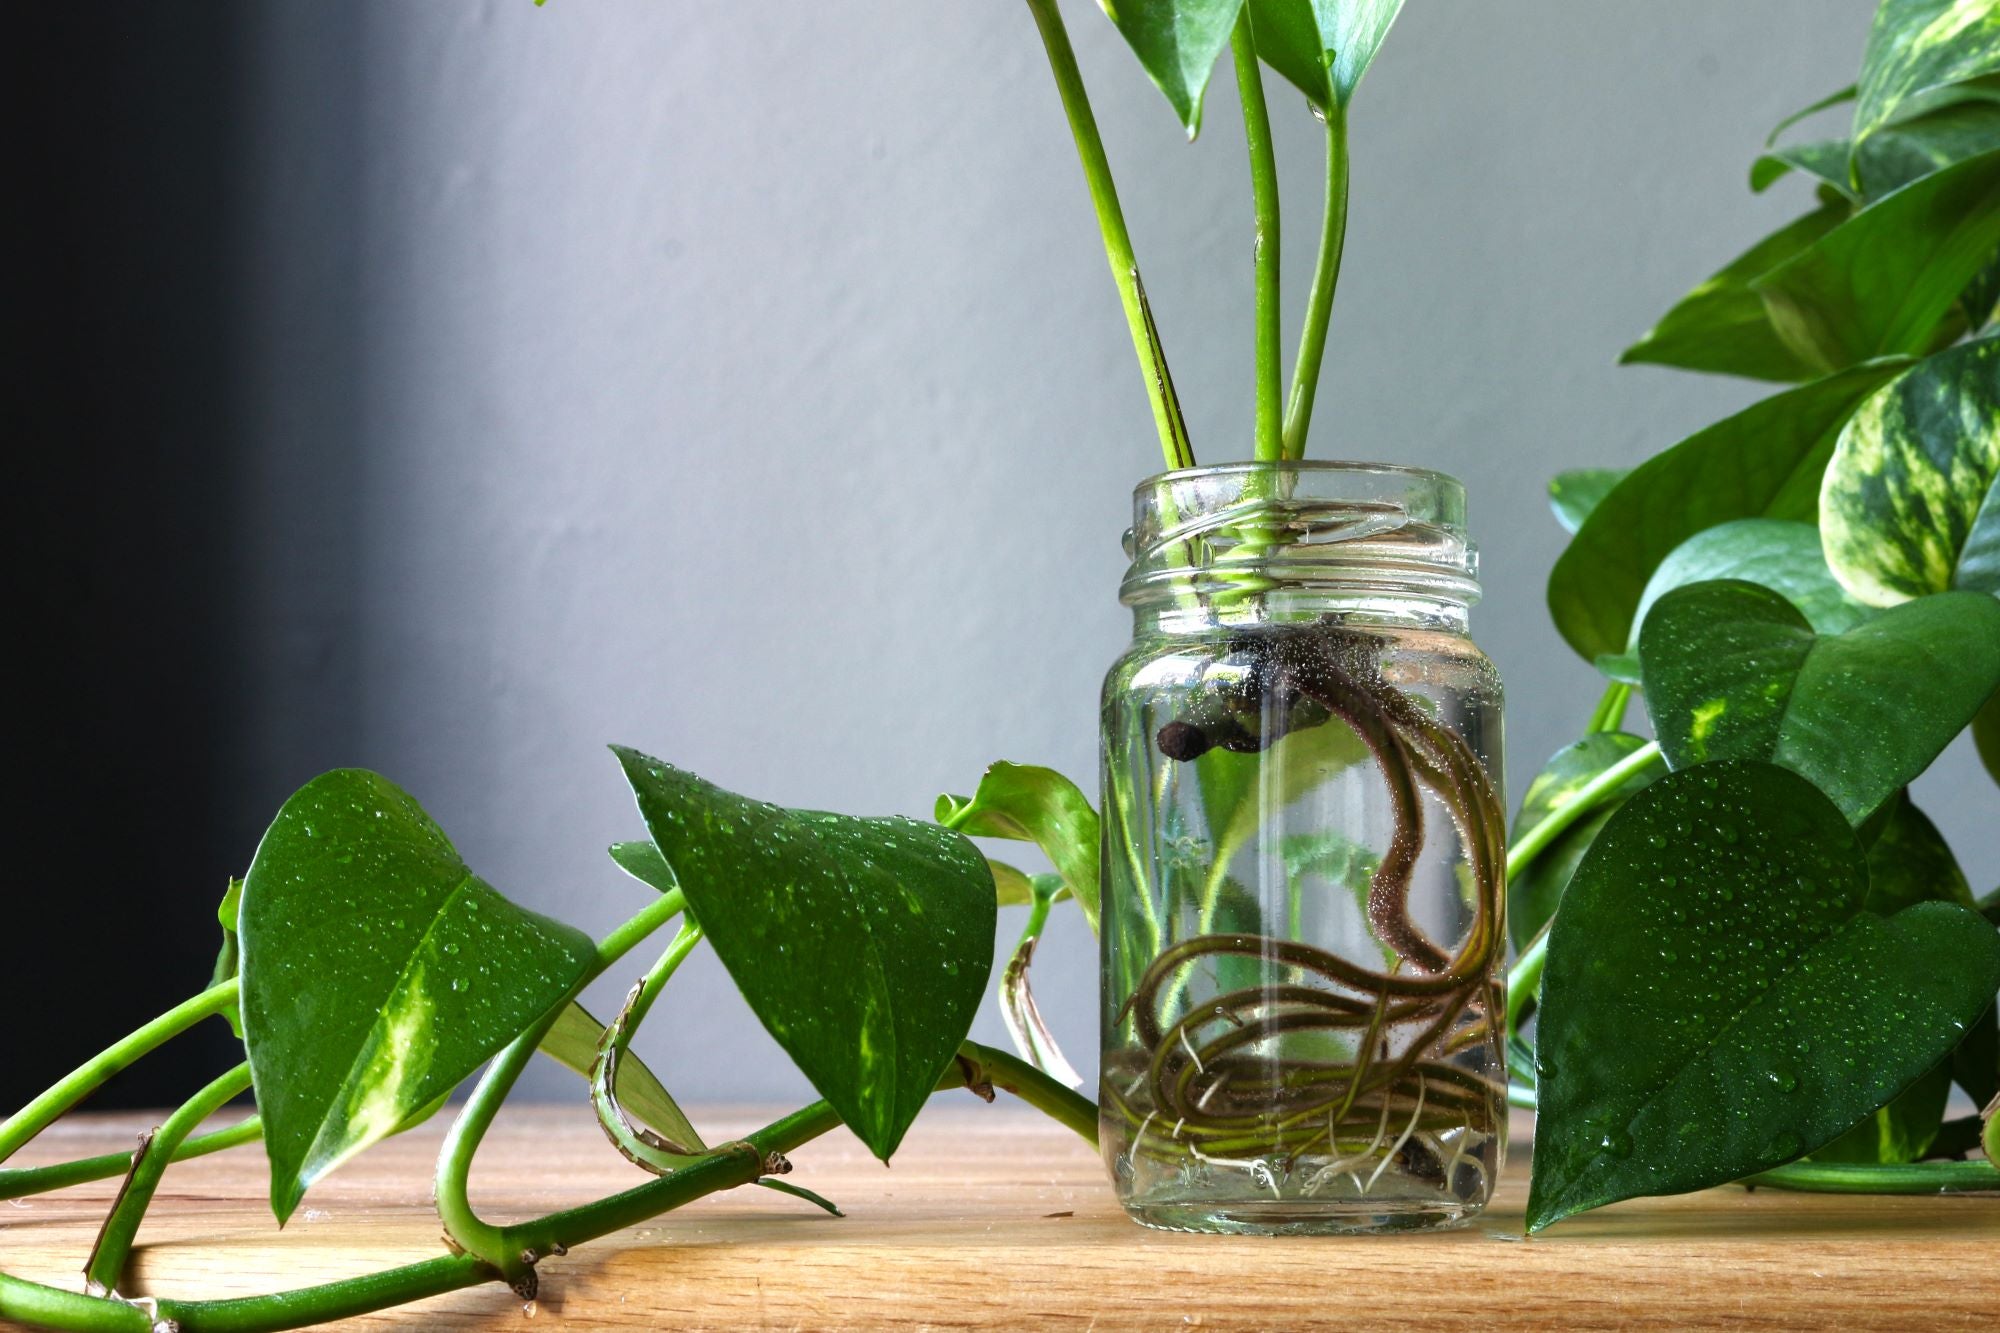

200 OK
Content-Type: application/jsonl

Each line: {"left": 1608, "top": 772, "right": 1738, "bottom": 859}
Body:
{"left": 5, "top": 4, "right": 366, "bottom": 1109}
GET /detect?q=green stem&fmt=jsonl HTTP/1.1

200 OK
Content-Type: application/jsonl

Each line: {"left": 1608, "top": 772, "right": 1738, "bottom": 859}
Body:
{"left": 435, "top": 890, "right": 687, "bottom": 1279}
{"left": 1282, "top": 99, "right": 1349, "bottom": 459}
{"left": 0, "top": 1117, "right": 262, "bottom": 1201}
{"left": 1586, "top": 681, "right": 1632, "bottom": 734}
{"left": 85, "top": 1063, "right": 253, "bottom": 1296}
{"left": 1505, "top": 924, "right": 1548, "bottom": 1040}
{"left": 1506, "top": 741, "right": 1663, "bottom": 881}
{"left": 0, "top": 1052, "right": 1093, "bottom": 1333}
{"left": 1230, "top": 12, "right": 1283, "bottom": 462}
{"left": 1740, "top": 1158, "right": 2000, "bottom": 1193}
{"left": 1022, "top": 0, "right": 1194, "bottom": 470}
{"left": 958, "top": 1039, "right": 1100, "bottom": 1144}
{"left": 0, "top": 978, "right": 240, "bottom": 1167}
{"left": 592, "top": 921, "right": 706, "bottom": 1168}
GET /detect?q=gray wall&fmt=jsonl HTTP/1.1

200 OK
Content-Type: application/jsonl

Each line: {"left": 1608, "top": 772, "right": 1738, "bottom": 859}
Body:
{"left": 223, "top": 0, "right": 1989, "bottom": 1102}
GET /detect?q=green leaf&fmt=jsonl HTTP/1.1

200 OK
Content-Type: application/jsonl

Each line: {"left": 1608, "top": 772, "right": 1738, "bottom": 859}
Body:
{"left": 240, "top": 770, "right": 598, "bottom": 1222}
{"left": 1756, "top": 101, "right": 2000, "bottom": 200}
{"left": 1751, "top": 139, "right": 1858, "bottom": 198}
{"left": 1548, "top": 363, "right": 1908, "bottom": 663}
{"left": 1854, "top": 0, "right": 2000, "bottom": 144}
{"left": 1507, "top": 733, "right": 1657, "bottom": 952}
{"left": 1622, "top": 203, "right": 1849, "bottom": 382}
{"left": 1639, "top": 580, "right": 2000, "bottom": 823}
{"left": 608, "top": 839, "right": 677, "bottom": 894}
{"left": 937, "top": 762, "right": 1101, "bottom": 932}
{"left": 1751, "top": 147, "right": 2000, "bottom": 372}
{"left": 1547, "top": 468, "right": 1629, "bottom": 535}
{"left": 1820, "top": 337, "right": 2000, "bottom": 606}
{"left": 1862, "top": 791, "right": 1975, "bottom": 914}
{"left": 616, "top": 748, "right": 994, "bottom": 1161}
{"left": 537, "top": 1001, "right": 705, "bottom": 1154}
{"left": 1248, "top": 0, "right": 1405, "bottom": 110}
{"left": 1810, "top": 1060, "right": 1953, "bottom": 1163}
{"left": 1097, "top": 0, "right": 1244, "bottom": 137}
{"left": 1527, "top": 759, "right": 2000, "bottom": 1230}
{"left": 1594, "top": 519, "right": 1872, "bottom": 683}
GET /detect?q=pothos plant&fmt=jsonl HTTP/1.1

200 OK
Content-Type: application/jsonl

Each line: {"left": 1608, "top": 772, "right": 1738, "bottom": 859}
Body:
{"left": 0, "top": 2, "right": 1419, "bottom": 1329}
{"left": 5, "top": 3, "right": 1996, "bottom": 1331}
{"left": 1515, "top": 0, "right": 2000, "bottom": 1231}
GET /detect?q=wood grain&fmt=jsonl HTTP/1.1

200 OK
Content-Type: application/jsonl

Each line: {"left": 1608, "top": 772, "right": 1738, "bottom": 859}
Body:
{"left": 1, "top": 1103, "right": 1994, "bottom": 1330}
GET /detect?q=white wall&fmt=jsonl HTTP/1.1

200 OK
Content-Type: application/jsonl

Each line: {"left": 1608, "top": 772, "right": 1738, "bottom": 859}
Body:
{"left": 226, "top": 0, "right": 1990, "bottom": 1101}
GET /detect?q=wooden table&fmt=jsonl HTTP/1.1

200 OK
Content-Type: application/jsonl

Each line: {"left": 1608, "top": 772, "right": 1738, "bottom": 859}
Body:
{"left": 1, "top": 1104, "right": 1995, "bottom": 1330}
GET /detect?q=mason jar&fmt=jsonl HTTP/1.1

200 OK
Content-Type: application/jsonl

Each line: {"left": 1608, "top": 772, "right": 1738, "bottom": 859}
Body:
{"left": 1098, "top": 461, "right": 1507, "bottom": 1234}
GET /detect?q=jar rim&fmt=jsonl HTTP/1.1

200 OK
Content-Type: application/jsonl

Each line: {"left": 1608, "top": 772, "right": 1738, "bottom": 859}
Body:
{"left": 1120, "top": 458, "right": 1480, "bottom": 614}
{"left": 1130, "top": 458, "right": 1466, "bottom": 500}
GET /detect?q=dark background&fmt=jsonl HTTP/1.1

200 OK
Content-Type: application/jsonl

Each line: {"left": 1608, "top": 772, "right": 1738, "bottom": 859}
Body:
{"left": 6, "top": 7, "right": 354, "bottom": 1109}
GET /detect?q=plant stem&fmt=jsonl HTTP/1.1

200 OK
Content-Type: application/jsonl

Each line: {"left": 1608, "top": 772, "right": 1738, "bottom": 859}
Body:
{"left": 85, "top": 1063, "right": 253, "bottom": 1295}
{"left": 1505, "top": 924, "right": 1549, "bottom": 1040}
{"left": 958, "top": 1039, "right": 1100, "bottom": 1144}
{"left": 1230, "top": 11, "right": 1283, "bottom": 462}
{"left": 1740, "top": 1158, "right": 2000, "bottom": 1193}
{"left": 0, "top": 1049, "right": 1095, "bottom": 1333}
{"left": 1586, "top": 681, "right": 1632, "bottom": 734}
{"left": 0, "top": 1117, "right": 262, "bottom": 1201}
{"left": 593, "top": 921, "right": 707, "bottom": 1168}
{"left": 1283, "top": 100, "right": 1349, "bottom": 459}
{"left": 1022, "top": 0, "right": 1194, "bottom": 471}
{"left": 435, "top": 890, "right": 687, "bottom": 1279}
{"left": 1505, "top": 741, "right": 1664, "bottom": 881}
{"left": 0, "top": 978, "right": 240, "bottom": 1167}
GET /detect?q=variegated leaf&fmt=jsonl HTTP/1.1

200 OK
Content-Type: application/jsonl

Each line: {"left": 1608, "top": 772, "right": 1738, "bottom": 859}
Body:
{"left": 1820, "top": 336, "right": 2000, "bottom": 605}
{"left": 241, "top": 770, "right": 598, "bottom": 1223}
{"left": 1855, "top": 0, "right": 2000, "bottom": 144}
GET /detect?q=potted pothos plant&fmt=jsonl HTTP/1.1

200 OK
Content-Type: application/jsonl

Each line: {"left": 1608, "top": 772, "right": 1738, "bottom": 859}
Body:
{"left": 2, "top": 0, "right": 1997, "bottom": 1327}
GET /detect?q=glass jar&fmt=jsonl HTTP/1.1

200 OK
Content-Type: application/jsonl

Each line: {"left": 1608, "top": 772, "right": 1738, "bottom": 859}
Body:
{"left": 1098, "top": 461, "right": 1507, "bottom": 1234}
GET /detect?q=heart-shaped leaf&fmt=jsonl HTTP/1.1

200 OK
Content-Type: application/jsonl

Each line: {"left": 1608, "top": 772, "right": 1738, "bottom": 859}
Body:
{"left": 1097, "top": 0, "right": 1245, "bottom": 137}
{"left": 1548, "top": 363, "right": 1907, "bottom": 663}
{"left": 1820, "top": 336, "right": 2000, "bottom": 606}
{"left": 1528, "top": 759, "right": 2000, "bottom": 1231}
{"left": 1547, "top": 468, "right": 1629, "bottom": 535}
{"left": 241, "top": 770, "right": 598, "bottom": 1222}
{"left": 1751, "top": 147, "right": 2000, "bottom": 372}
{"left": 1854, "top": 0, "right": 2000, "bottom": 144}
{"left": 1594, "top": 519, "right": 1872, "bottom": 683}
{"left": 937, "top": 762, "right": 1101, "bottom": 932}
{"left": 1622, "top": 203, "right": 1849, "bottom": 383}
{"left": 1639, "top": 580, "right": 2000, "bottom": 823}
{"left": 616, "top": 748, "right": 994, "bottom": 1160}
{"left": 1507, "top": 732, "right": 1657, "bottom": 951}
{"left": 1248, "top": 0, "right": 1405, "bottom": 111}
